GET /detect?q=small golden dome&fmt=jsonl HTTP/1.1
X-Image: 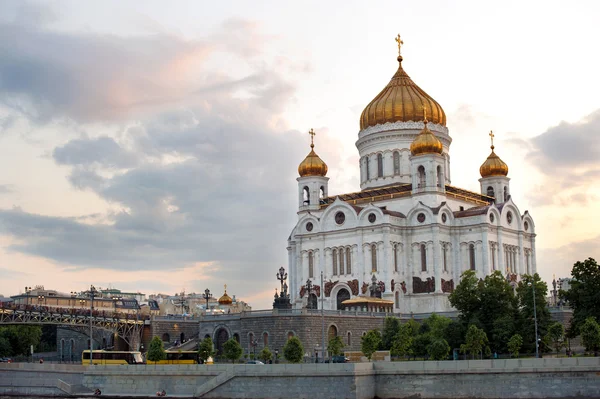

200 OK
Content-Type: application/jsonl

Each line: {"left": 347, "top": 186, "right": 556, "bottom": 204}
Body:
{"left": 480, "top": 131, "right": 509, "bottom": 177}
{"left": 410, "top": 119, "right": 443, "bottom": 156}
{"left": 359, "top": 42, "right": 446, "bottom": 130}
{"left": 218, "top": 285, "right": 232, "bottom": 305}
{"left": 298, "top": 129, "right": 328, "bottom": 177}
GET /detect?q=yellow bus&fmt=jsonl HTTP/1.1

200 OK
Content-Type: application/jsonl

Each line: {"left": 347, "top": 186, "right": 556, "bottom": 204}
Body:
{"left": 147, "top": 350, "right": 200, "bottom": 364}
{"left": 82, "top": 350, "right": 143, "bottom": 365}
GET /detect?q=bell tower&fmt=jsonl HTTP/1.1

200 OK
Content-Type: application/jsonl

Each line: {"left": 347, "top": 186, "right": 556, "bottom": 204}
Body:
{"left": 297, "top": 129, "right": 329, "bottom": 211}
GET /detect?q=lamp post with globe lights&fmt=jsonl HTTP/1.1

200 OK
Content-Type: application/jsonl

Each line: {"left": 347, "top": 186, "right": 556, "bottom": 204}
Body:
{"left": 202, "top": 289, "right": 212, "bottom": 313}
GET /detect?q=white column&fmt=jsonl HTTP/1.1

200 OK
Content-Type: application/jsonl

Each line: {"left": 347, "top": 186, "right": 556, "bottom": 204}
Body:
{"left": 363, "top": 244, "right": 371, "bottom": 279}
{"left": 352, "top": 245, "right": 358, "bottom": 277}
{"left": 432, "top": 228, "right": 442, "bottom": 293}
{"left": 497, "top": 232, "right": 505, "bottom": 275}
{"left": 324, "top": 248, "right": 330, "bottom": 280}
{"left": 460, "top": 244, "right": 468, "bottom": 274}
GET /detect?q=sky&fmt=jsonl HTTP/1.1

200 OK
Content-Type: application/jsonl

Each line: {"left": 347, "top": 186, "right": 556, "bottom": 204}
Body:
{"left": 0, "top": 0, "right": 599, "bottom": 309}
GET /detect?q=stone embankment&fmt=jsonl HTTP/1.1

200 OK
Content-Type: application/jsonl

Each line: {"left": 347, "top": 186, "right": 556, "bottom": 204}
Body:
{"left": 1, "top": 357, "right": 600, "bottom": 398}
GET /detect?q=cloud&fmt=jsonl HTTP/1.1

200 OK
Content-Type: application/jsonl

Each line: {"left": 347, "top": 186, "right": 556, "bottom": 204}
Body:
{"left": 537, "top": 235, "right": 600, "bottom": 280}
{"left": 53, "top": 136, "right": 139, "bottom": 168}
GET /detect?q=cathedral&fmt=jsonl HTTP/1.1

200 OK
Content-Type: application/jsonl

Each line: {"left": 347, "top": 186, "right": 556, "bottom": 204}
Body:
{"left": 287, "top": 37, "right": 537, "bottom": 315}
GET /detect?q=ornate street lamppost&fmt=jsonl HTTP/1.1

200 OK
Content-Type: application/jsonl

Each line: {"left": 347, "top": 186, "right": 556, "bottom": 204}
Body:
{"left": 528, "top": 280, "right": 539, "bottom": 359}
{"left": 89, "top": 285, "right": 98, "bottom": 365}
{"left": 25, "top": 287, "right": 32, "bottom": 306}
{"left": 202, "top": 289, "right": 212, "bottom": 312}
{"left": 37, "top": 295, "right": 45, "bottom": 305}
{"left": 70, "top": 292, "right": 77, "bottom": 309}
{"left": 112, "top": 296, "right": 122, "bottom": 318}
{"left": 276, "top": 267, "right": 287, "bottom": 293}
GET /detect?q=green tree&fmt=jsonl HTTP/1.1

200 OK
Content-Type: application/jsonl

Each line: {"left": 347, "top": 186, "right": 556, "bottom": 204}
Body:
{"left": 449, "top": 270, "right": 482, "bottom": 324}
{"left": 580, "top": 317, "right": 600, "bottom": 355}
{"left": 545, "top": 322, "right": 565, "bottom": 356}
{"left": 327, "top": 335, "right": 345, "bottom": 356}
{"left": 258, "top": 347, "right": 272, "bottom": 363}
{"left": 223, "top": 338, "right": 243, "bottom": 363}
{"left": 198, "top": 337, "right": 216, "bottom": 363}
{"left": 444, "top": 321, "right": 465, "bottom": 351}
{"left": 283, "top": 336, "right": 304, "bottom": 363}
{"left": 561, "top": 258, "right": 600, "bottom": 337}
{"left": 361, "top": 329, "right": 382, "bottom": 361}
{"left": 0, "top": 335, "right": 10, "bottom": 357}
{"left": 516, "top": 274, "right": 551, "bottom": 353}
{"left": 507, "top": 334, "right": 523, "bottom": 358}
{"left": 412, "top": 333, "right": 432, "bottom": 359}
{"left": 381, "top": 316, "right": 401, "bottom": 350}
{"left": 390, "top": 323, "right": 413, "bottom": 359}
{"left": 427, "top": 339, "right": 450, "bottom": 361}
{"left": 0, "top": 325, "right": 42, "bottom": 356}
{"left": 422, "top": 313, "right": 452, "bottom": 340}
{"left": 147, "top": 336, "right": 166, "bottom": 364}
{"left": 460, "top": 325, "right": 488, "bottom": 359}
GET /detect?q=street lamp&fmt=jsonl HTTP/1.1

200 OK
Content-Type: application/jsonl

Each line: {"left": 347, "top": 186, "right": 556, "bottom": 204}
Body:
{"left": 112, "top": 296, "right": 122, "bottom": 318}
{"left": 37, "top": 295, "right": 45, "bottom": 305}
{"left": 70, "top": 292, "right": 77, "bottom": 308}
{"left": 305, "top": 279, "right": 313, "bottom": 309}
{"left": 275, "top": 349, "right": 279, "bottom": 363}
{"left": 89, "top": 285, "right": 97, "bottom": 365}
{"left": 25, "top": 287, "right": 32, "bottom": 306}
{"left": 528, "top": 280, "right": 539, "bottom": 359}
{"left": 202, "top": 289, "right": 212, "bottom": 313}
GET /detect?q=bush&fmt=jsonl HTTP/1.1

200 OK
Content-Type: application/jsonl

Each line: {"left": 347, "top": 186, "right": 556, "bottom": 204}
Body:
{"left": 198, "top": 337, "right": 216, "bottom": 363}
{"left": 223, "top": 338, "right": 243, "bottom": 363}
{"left": 147, "top": 336, "right": 166, "bottom": 363}
{"left": 283, "top": 336, "right": 304, "bottom": 363}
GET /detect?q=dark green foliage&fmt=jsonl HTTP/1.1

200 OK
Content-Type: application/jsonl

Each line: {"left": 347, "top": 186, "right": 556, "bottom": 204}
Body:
{"left": 580, "top": 317, "right": 600, "bottom": 354}
{"left": 390, "top": 323, "right": 413, "bottom": 358}
{"left": 198, "top": 337, "right": 216, "bottom": 362}
{"left": 327, "top": 335, "right": 345, "bottom": 356}
{"left": 516, "top": 274, "right": 551, "bottom": 353}
{"left": 412, "top": 333, "right": 431, "bottom": 359}
{"left": 507, "top": 334, "right": 523, "bottom": 358}
{"left": 0, "top": 335, "right": 10, "bottom": 357}
{"left": 0, "top": 325, "right": 42, "bottom": 356}
{"left": 223, "top": 338, "right": 243, "bottom": 363}
{"left": 381, "top": 316, "right": 401, "bottom": 350}
{"left": 361, "top": 329, "right": 382, "bottom": 361}
{"left": 283, "top": 336, "right": 304, "bottom": 363}
{"left": 561, "top": 258, "right": 600, "bottom": 337}
{"left": 545, "top": 322, "right": 565, "bottom": 356}
{"left": 460, "top": 325, "right": 488, "bottom": 359}
{"left": 444, "top": 321, "right": 466, "bottom": 350}
{"left": 258, "top": 347, "right": 272, "bottom": 363}
{"left": 427, "top": 339, "right": 451, "bottom": 360}
{"left": 147, "top": 336, "right": 166, "bottom": 363}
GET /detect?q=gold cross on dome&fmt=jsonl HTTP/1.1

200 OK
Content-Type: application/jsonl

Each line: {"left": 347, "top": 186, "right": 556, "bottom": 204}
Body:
{"left": 489, "top": 130, "right": 495, "bottom": 148}
{"left": 224, "top": 284, "right": 227, "bottom": 293}
{"left": 395, "top": 34, "right": 403, "bottom": 56}
{"left": 309, "top": 128, "right": 316, "bottom": 146}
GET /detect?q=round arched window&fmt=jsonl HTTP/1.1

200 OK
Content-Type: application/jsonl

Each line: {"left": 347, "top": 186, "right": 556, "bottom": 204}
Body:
{"left": 507, "top": 211, "right": 513, "bottom": 225}
{"left": 524, "top": 221, "right": 529, "bottom": 231}
{"left": 306, "top": 222, "right": 313, "bottom": 232}
{"left": 335, "top": 211, "right": 345, "bottom": 225}
{"left": 368, "top": 213, "right": 376, "bottom": 223}
{"left": 490, "top": 214, "right": 495, "bottom": 223}
{"left": 417, "top": 213, "right": 426, "bottom": 223}
{"left": 441, "top": 213, "right": 447, "bottom": 223}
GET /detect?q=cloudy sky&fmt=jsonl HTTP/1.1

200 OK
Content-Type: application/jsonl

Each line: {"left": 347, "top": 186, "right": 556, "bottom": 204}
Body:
{"left": 0, "top": 0, "right": 598, "bottom": 308}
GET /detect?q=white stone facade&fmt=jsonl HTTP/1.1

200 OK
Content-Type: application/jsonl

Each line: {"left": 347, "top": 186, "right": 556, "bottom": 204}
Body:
{"left": 288, "top": 121, "right": 536, "bottom": 315}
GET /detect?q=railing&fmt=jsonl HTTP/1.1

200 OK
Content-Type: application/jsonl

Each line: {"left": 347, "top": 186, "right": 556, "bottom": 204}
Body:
{"left": 0, "top": 303, "right": 148, "bottom": 322}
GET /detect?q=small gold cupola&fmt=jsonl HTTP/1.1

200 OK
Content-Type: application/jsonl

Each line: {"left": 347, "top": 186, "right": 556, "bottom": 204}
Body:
{"left": 218, "top": 284, "right": 233, "bottom": 305}
{"left": 480, "top": 131, "right": 509, "bottom": 177}
{"left": 410, "top": 110, "right": 443, "bottom": 156}
{"left": 359, "top": 34, "right": 446, "bottom": 130}
{"left": 298, "top": 128, "right": 328, "bottom": 177}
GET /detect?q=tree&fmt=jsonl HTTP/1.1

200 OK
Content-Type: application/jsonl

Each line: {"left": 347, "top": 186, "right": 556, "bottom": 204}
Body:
{"left": 449, "top": 270, "right": 482, "bottom": 324}
{"left": 580, "top": 317, "right": 600, "bottom": 355}
{"left": 327, "top": 335, "right": 345, "bottom": 356}
{"left": 460, "top": 325, "right": 488, "bottom": 359}
{"left": 198, "top": 337, "right": 216, "bottom": 363}
{"left": 258, "top": 347, "right": 272, "bottom": 363}
{"left": 427, "top": 339, "right": 450, "bottom": 361}
{"left": 421, "top": 314, "right": 451, "bottom": 340}
{"left": 147, "top": 336, "right": 166, "bottom": 364}
{"left": 412, "top": 334, "right": 432, "bottom": 359}
{"left": 390, "top": 323, "right": 413, "bottom": 359}
{"left": 283, "top": 336, "right": 304, "bottom": 363}
{"left": 444, "top": 321, "right": 465, "bottom": 351}
{"left": 507, "top": 334, "right": 523, "bottom": 358}
{"left": 545, "top": 322, "right": 565, "bottom": 356}
{"left": 0, "top": 325, "right": 42, "bottom": 356}
{"left": 361, "top": 329, "right": 382, "bottom": 361}
{"left": 223, "top": 338, "right": 243, "bottom": 363}
{"left": 516, "top": 274, "right": 551, "bottom": 353}
{"left": 381, "top": 316, "right": 401, "bottom": 350}
{"left": 0, "top": 335, "right": 10, "bottom": 357}
{"left": 562, "top": 258, "right": 600, "bottom": 337}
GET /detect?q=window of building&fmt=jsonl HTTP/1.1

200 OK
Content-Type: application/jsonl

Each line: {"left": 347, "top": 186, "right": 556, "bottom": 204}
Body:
{"left": 418, "top": 166, "right": 426, "bottom": 188}
{"left": 346, "top": 247, "right": 352, "bottom": 274}
{"left": 371, "top": 244, "right": 378, "bottom": 272}
{"left": 339, "top": 249, "right": 345, "bottom": 275}
{"left": 395, "top": 291, "right": 400, "bottom": 308}
{"left": 393, "top": 244, "right": 399, "bottom": 272}
{"left": 365, "top": 156, "right": 370, "bottom": 180}
{"left": 320, "top": 186, "right": 325, "bottom": 199}
{"left": 308, "top": 251, "right": 314, "bottom": 279}
{"left": 347, "top": 332, "right": 351, "bottom": 346}
{"left": 437, "top": 165, "right": 443, "bottom": 187}
{"left": 504, "top": 186, "right": 508, "bottom": 202}
{"left": 487, "top": 186, "right": 495, "bottom": 198}
{"left": 469, "top": 244, "right": 476, "bottom": 271}
{"left": 263, "top": 332, "right": 268, "bottom": 347}
{"left": 303, "top": 186, "right": 310, "bottom": 205}
{"left": 420, "top": 244, "right": 427, "bottom": 272}
{"left": 442, "top": 244, "right": 448, "bottom": 272}
{"left": 393, "top": 151, "right": 400, "bottom": 175}
{"left": 332, "top": 249, "right": 338, "bottom": 275}
{"left": 377, "top": 153, "right": 383, "bottom": 177}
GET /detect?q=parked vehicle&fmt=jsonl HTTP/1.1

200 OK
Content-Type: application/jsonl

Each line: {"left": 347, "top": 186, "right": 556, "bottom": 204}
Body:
{"left": 0, "top": 357, "right": 12, "bottom": 363}
{"left": 246, "top": 360, "right": 264, "bottom": 365}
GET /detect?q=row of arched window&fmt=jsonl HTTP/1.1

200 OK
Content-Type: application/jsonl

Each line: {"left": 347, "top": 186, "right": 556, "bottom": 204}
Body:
{"left": 363, "top": 152, "right": 402, "bottom": 181}
{"left": 332, "top": 247, "right": 352, "bottom": 275}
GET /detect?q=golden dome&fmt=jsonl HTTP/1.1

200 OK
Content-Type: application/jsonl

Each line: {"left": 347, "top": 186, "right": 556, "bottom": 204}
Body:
{"left": 480, "top": 131, "right": 509, "bottom": 177}
{"left": 218, "top": 285, "right": 232, "bottom": 305}
{"left": 298, "top": 129, "right": 328, "bottom": 177}
{"left": 410, "top": 119, "right": 443, "bottom": 156}
{"left": 360, "top": 50, "right": 446, "bottom": 130}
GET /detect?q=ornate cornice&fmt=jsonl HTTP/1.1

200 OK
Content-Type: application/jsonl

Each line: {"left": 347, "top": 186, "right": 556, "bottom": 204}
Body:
{"left": 359, "top": 121, "right": 449, "bottom": 137}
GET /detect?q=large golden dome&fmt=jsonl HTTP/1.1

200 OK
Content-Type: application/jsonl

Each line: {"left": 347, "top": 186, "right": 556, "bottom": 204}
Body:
{"left": 298, "top": 129, "right": 328, "bottom": 177}
{"left": 218, "top": 285, "right": 233, "bottom": 305}
{"left": 480, "top": 131, "right": 508, "bottom": 178}
{"left": 410, "top": 120, "right": 443, "bottom": 156}
{"left": 360, "top": 54, "right": 446, "bottom": 130}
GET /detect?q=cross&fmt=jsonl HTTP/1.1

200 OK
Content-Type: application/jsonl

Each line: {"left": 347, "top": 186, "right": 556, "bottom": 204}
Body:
{"left": 395, "top": 34, "right": 403, "bottom": 56}
{"left": 224, "top": 284, "right": 227, "bottom": 292}
{"left": 489, "top": 130, "right": 495, "bottom": 148}
{"left": 309, "top": 128, "right": 316, "bottom": 147}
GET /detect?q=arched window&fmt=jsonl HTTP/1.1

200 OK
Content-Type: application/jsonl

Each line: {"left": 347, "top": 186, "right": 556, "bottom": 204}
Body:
{"left": 346, "top": 247, "right": 352, "bottom": 274}
{"left": 420, "top": 244, "right": 427, "bottom": 272}
{"left": 320, "top": 186, "right": 325, "bottom": 199}
{"left": 393, "top": 244, "right": 399, "bottom": 272}
{"left": 395, "top": 291, "right": 400, "bottom": 308}
{"left": 418, "top": 166, "right": 426, "bottom": 188}
{"left": 377, "top": 153, "right": 383, "bottom": 177}
{"left": 328, "top": 325, "right": 338, "bottom": 340}
{"left": 365, "top": 156, "right": 370, "bottom": 179}
{"left": 287, "top": 331, "right": 294, "bottom": 341}
{"left": 371, "top": 244, "right": 378, "bottom": 272}
{"left": 504, "top": 186, "right": 508, "bottom": 202}
{"left": 393, "top": 151, "right": 400, "bottom": 175}
{"left": 336, "top": 289, "right": 350, "bottom": 310}
{"left": 303, "top": 186, "right": 310, "bottom": 205}
{"left": 347, "top": 332, "right": 352, "bottom": 346}
{"left": 263, "top": 332, "right": 269, "bottom": 347}
{"left": 248, "top": 332, "right": 255, "bottom": 349}
{"left": 469, "top": 244, "right": 476, "bottom": 271}
{"left": 442, "top": 244, "right": 448, "bottom": 272}
{"left": 487, "top": 186, "right": 495, "bottom": 198}
{"left": 233, "top": 333, "right": 240, "bottom": 343}
{"left": 437, "top": 165, "right": 443, "bottom": 187}
{"left": 162, "top": 333, "right": 170, "bottom": 342}
{"left": 308, "top": 251, "right": 314, "bottom": 279}
{"left": 339, "top": 248, "right": 345, "bottom": 275}
{"left": 332, "top": 249, "right": 338, "bottom": 275}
